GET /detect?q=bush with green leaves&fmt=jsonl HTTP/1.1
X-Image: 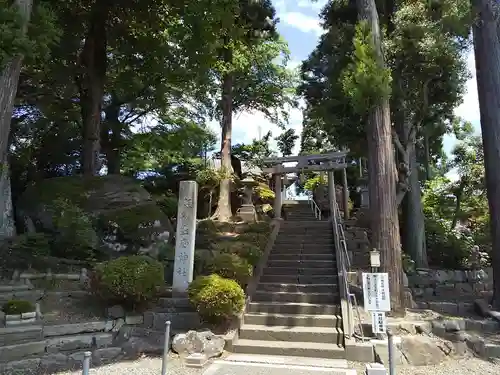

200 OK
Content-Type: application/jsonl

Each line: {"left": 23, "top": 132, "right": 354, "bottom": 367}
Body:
{"left": 156, "top": 192, "right": 178, "bottom": 218}
{"left": 207, "top": 253, "right": 252, "bottom": 286}
{"left": 188, "top": 274, "right": 245, "bottom": 323}
{"left": 90, "top": 255, "right": 164, "bottom": 309}
{"left": 214, "top": 240, "right": 263, "bottom": 266}
{"left": 425, "top": 216, "right": 472, "bottom": 269}
{"left": 2, "top": 300, "right": 35, "bottom": 315}
{"left": 244, "top": 222, "right": 270, "bottom": 234}
{"left": 7, "top": 233, "right": 52, "bottom": 257}
{"left": 51, "top": 198, "right": 98, "bottom": 260}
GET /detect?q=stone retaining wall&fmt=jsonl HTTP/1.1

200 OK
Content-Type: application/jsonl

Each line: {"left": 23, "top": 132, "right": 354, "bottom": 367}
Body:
{"left": 407, "top": 268, "right": 493, "bottom": 302}
{"left": 344, "top": 226, "right": 370, "bottom": 269}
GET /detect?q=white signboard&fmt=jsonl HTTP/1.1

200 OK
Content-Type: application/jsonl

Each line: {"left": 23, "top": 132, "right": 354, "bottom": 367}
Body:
{"left": 362, "top": 272, "right": 390, "bottom": 312}
{"left": 371, "top": 311, "right": 387, "bottom": 334}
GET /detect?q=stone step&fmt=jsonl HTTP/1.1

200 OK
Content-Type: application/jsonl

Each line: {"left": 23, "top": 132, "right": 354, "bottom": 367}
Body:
{"left": 263, "top": 267, "right": 335, "bottom": 276}
{"left": 266, "top": 260, "right": 336, "bottom": 268}
{"left": 259, "top": 274, "right": 338, "bottom": 284}
{"left": 271, "top": 248, "right": 333, "bottom": 256}
{"left": 143, "top": 311, "right": 201, "bottom": 331}
{"left": 222, "top": 354, "right": 352, "bottom": 371}
{"left": 157, "top": 297, "right": 195, "bottom": 312}
{"left": 257, "top": 283, "right": 338, "bottom": 294}
{"left": 268, "top": 254, "right": 335, "bottom": 262}
{"left": 247, "top": 302, "right": 340, "bottom": 315}
{"left": 253, "top": 291, "right": 338, "bottom": 304}
{"left": 239, "top": 324, "right": 342, "bottom": 344}
{"left": 243, "top": 312, "right": 341, "bottom": 328}
{"left": 275, "top": 235, "right": 332, "bottom": 240}
{"left": 0, "top": 332, "right": 114, "bottom": 363}
{"left": 233, "top": 339, "right": 345, "bottom": 359}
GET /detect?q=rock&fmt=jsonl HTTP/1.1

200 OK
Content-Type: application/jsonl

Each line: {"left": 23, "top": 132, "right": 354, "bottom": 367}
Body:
{"left": 444, "top": 319, "right": 465, "bottom": 332}
{"left": 17, "top": 175, "right": 174, "bottom": 255}
{"left": 400, "top": 336, "right": 449, "bottom": 366}
{"left": 172, "top": 330, "right": 225, "bottom": 359}
{"left": 122, "top": 336, "right": 163, "bottom": 357}
{"left": 107, "top": 305, "right": 125, "bottom": 319}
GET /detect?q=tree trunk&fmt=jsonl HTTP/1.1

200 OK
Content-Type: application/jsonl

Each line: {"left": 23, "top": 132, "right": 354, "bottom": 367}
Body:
{"left": 423, "top": 130, "right": 431, "bottom": 180}
{"left": 217, "top": 70, "right": 234, "bottom": 222}
{"left": 403, "top": 147, "right": 428, "bottom": 268}
{"left": 357, "top": 0, "right": 405, "bottom": 313}
{"left": 472, "top": 0, "right": 500, "bottom": 310}
{"left": 102, "top": 100, "right": 122, "bottom": 174}
{"left": 0, "top": 0, "right": 33, "bottom": 240}
{"left": 76, "top": 1, "right": 110, "bottom": 176}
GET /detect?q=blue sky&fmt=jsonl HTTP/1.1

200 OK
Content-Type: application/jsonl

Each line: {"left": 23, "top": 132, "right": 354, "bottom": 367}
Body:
{"left": 208, "top": 0, "right": 482, "bottom": 157}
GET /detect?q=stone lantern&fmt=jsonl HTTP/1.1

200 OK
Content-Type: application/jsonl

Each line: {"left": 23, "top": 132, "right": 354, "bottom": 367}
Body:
{"left": 239, "top": 176, "right": 258, "bottom": 222}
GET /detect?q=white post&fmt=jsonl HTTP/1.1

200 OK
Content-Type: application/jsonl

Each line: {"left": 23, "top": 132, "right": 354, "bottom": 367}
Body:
{"left": 172, "top": 180, "right": 198, "bottom": 295}
{"left": 274, "top": 174, "right": 282, "bottom": 218}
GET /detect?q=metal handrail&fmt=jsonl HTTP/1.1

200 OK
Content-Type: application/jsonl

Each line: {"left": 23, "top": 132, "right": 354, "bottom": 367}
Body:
{"left": 333, "top": 200, "right": 364, "bottom": 341}
{"left": 307, "top": 192, "right": 322, "bottom": 220}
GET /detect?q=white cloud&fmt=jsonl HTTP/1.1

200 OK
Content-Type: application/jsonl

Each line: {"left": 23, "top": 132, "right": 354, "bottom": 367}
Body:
{"left": 208, "top": 104, "right": 304, "bottom": 157}
{"left": 296, "top": 0, "right": 328, "bottom": 11}
{"left": 454, "top": 50, "right": 480, "bottom": 125}
{"left": 280, "top": 12, "right": 323, "bottom": 36}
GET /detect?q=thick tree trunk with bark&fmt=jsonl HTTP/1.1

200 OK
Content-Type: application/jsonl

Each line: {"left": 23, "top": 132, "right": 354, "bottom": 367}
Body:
{"left": 403, "top": 147, "right": 428, "bottom": 268}
{"left": 75, "top": 1, "right": 110, "bottom": 176}
{"left": 472, "top": 0, "right": 500, "bottom": 310}
{"left": 357, "top": 0, "right": 405, "bottom": 313}
{"left": 0, "top": 0, "right": 33, "bottom": 240}
{"left": 102, "top": 100, "right": 122, "bottom": 174}
{"left": 216, "top": 69, "right": 234, "bottom": 222}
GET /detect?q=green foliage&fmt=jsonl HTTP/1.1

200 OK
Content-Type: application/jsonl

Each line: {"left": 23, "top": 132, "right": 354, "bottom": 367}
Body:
{"left": 0, "top": 0, "right": 60, "bottom": 68}
{"left": 91, "top": 256, "right": 164, "bottom": 308}
{"left": 7, "top": 233, "right": 51, "bottom": 257}
{"left": 50, "top": 198, "right": 98, "bottom": 260}
{"left": 215, "top": 240, "right": 264, "bottom": 266}
{"left": 207, "top": 253, "right": 252, "bottom": 286}
{"left": 342, "top": 22, "right": 392, "bottom": 113}
{"left": 188, "top": 274, "right": 245, "bottom": 323}
{"left": 303, "top": 174, "right": 326, "bottom": 191}
{"left": 275, "top": 128, "right": 299, "bottom": 156}
{"left": 2, "top": 299, "right": 34, "bottom": 315}
{"left": 244, "top": 221, "right": 271, "bottom": 234}
{"left": 155, "top": 192, "right": 178, "bottom": 219}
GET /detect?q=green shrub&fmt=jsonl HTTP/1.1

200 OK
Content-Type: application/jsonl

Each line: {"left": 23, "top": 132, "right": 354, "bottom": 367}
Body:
{"left": 91, "top": 255, "right": 164, "bottom": 308}
{"left": 51, "top": 198, "right": 98, "bottom": 260}
{"left": 156, "top": 193, "right": 178, "bottom": 218}
{"left": 425, "top": 217, "right": 471, "bottom": 269}
{"left": 244, "top": 222, "right": 270, "bottom": 234}
{"left": 188, "top": 274, "right": 245, "bottom": 322}
{"left": 8, "top": 233, "right": 51, "bottom": 257}
{"left": 215, "top": 240, "right": 263, "bottom": 266}
{"left": 207, "top": 253, "right": 252, "bottom": 286}
{"left": 2, "top": 300, "right": 35, "bottom": 315}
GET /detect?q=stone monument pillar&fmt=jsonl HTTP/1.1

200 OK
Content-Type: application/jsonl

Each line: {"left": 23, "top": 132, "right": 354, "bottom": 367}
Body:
{"left": 172, "top": 180, "right": 198, "bottom": 295}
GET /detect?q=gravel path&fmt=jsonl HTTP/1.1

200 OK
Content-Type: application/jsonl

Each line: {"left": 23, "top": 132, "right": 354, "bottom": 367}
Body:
{"left": 55, "top": 355, "right": 206, "bottom": 375}
{"left": 350, "top": 354, "right": 500, "bottom": 375}
{"left": 54, "top": 354, "right": 499, "bottom": 375}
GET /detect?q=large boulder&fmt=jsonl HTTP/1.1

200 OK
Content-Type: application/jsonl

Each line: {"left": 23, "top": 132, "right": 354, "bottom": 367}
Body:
{"left": 17, "top": 175, "right": 174, "bottom": 256}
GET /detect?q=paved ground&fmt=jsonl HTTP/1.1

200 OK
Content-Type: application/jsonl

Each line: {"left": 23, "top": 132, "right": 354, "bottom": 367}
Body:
{"left": 203, "top": 361, "right": 354, "bottom": 375}
{"left": 55, "top": 353, "right": 500, "bottom": 375}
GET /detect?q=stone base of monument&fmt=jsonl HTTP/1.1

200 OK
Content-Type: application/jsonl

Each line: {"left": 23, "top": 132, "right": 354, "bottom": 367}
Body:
{"left": 238, "top": 204, "right": 257, "bottom": 223}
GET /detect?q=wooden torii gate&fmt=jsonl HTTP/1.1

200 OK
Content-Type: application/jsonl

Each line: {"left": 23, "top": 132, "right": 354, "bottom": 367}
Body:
{"left": 262, "top": 151, "right": 351, "bottom": 219}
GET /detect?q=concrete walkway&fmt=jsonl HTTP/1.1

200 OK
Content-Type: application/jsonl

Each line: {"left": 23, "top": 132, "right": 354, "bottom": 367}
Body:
{"left": 202, "top": 354, "right": 357, "bottom": 375}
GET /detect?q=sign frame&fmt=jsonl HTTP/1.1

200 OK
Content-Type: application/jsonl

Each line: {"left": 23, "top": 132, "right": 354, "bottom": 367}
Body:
{"left": 362, "top": 272, "right": 391, "bottom": 312}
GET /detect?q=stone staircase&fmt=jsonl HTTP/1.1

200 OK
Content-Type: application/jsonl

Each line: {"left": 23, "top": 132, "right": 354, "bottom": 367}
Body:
{"left": 233, "top": 202, "right": 345, "bottom": 359}
{"left": 283, "top": 200, "right": 324, "bottom": 221}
